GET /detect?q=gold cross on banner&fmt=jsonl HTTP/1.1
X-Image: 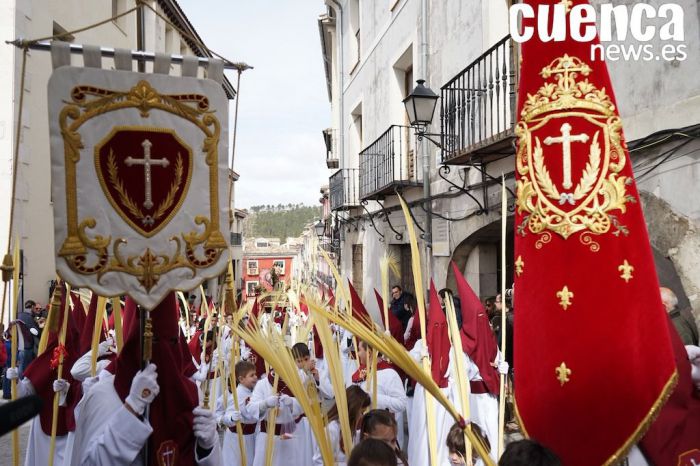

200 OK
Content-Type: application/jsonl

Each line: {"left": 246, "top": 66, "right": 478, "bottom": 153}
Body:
{"left": 556, "top": 286, "right": 574, "bottom": 310}
{"left": 544, "top": 123, "right": 590, "bottom": 189}
{"left": 556, "top": 362, "right": 572, "bottom": 386}
{"left": 125, "top": 139, "right": 171, "bottom": 209}
{"left": 618, "top": 260, "right": 634, "bottom": 283}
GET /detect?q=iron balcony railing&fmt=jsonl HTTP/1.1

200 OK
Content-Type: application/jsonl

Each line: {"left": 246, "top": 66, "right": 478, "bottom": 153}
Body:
{"left": 441, "top": 35, "right": 517, "bottom": 164}
{"left": 230, "top": 232, "right": 242, "bottom": 246}
{"left": 359, "top": 125, "right": 418, "bottom": 200}
{"left": 324, "top": 128, "right": 339, "bottom": 169}
{"left": 329, "top": 168, "right": 359, "bottom": 211}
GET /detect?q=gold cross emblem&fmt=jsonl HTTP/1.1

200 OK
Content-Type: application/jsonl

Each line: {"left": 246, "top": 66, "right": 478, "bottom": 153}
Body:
{"left": 618, "top": 260, "right": 634, "bottom": 283}
{"left": 515, "top": 255, "right": 524, "bottom": 277}
{"left": 556, "top": 362, "right": 572, "bottom": 386}
{"left": 560, "top": 0, "right": 573, "bottom": 12}
{"left": 556, "top": 286, "right": 574, "bottom": 310}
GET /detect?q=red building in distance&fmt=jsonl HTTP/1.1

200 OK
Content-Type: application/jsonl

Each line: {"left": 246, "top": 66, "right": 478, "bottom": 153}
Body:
{"left": 242, "top": 237, "right": 300, "bottom": 302}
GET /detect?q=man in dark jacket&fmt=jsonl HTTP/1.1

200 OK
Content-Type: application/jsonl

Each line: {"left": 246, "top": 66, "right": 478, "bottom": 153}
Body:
{"left": 389, "top": 285, "right": 414, "bottom": 330}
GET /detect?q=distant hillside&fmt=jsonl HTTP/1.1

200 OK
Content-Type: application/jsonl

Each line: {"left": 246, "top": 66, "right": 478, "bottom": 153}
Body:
{"left": 243, "top": 204, "right": 322, "bottom": 241}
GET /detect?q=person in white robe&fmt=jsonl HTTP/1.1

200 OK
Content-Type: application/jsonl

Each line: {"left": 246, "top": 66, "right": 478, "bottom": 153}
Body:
{"left": 216, "top": 360, "right": 260, "bottom": 466}
{"left": 353, "top": 340, "right": 408, "bottom": 449}
{"left": 248, "top": 371, "right": 307, "bottom": 466}
{"left": 69, "top": 293, "right": 222, "bottom": 466}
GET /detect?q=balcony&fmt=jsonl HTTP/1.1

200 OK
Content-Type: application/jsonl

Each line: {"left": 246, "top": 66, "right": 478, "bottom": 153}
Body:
{"left": 230, "top": 232, "right": 242, "bottom": 246}
{"left": 329, "top": 168, "right": 359, "bottom": 211}
{"left": 441, "top": 35, "right": 517, "bottom": 164}
{"left": 359, "top": 125, "right": 420, "bottom": 201}
{"left": 324, "top": 128, "right": 339, "bottom": 169}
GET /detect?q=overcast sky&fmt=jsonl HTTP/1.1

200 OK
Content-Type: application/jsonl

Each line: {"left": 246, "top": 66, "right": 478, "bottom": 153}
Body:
{"left": 178, "top": 0, "right": 330, "bottom": 209}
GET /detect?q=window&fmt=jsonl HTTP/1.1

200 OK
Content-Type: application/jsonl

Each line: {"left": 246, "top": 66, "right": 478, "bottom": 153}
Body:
{"left": 349, "top": 0, "right": 361, "bottom": 68}
{"left": 112, "top": 0, "right": 127, "bottom": 30}
{"left": 53, "top": 22, "right": 75, "bottom": 42}
{"left": 246, "top": 281, "right": 259, "bottom": 297}
{"left": 165, "top": 24, "right": 176, "bottom": 54}
{"left": 247, "top": 260, "right": 259, "bottom": 276}
{"left": 272, "top": 260, "right": 286, "bottom": 275}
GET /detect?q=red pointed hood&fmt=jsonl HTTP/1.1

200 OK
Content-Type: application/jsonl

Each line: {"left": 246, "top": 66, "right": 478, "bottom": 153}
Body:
{"left": 79, "top": 294, "right": 106, "bottom": 355}
{"left": 348, "top": 279, "right": 372, "bottom": 327}
{"left": 427, "top": 281, "right": 450, "bottom": 388}
{"left": 112, "top": 293, "right": 199, "bottom": 466}
{"left": 451, "top": 261, "right": 500, "bottom": 395}
{"left": 70, "top": 292, "right": 86, "bottom": 338}
{"left": 23, "top": 285, "right": 81, "bottom": 435}
{"left": 327, "top": 287, "right": 336, "bottom": 308}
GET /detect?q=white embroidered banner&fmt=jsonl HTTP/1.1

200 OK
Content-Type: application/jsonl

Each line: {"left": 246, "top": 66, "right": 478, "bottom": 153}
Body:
{"left": 49, "top": 66, "right": 229, "bottom": 309}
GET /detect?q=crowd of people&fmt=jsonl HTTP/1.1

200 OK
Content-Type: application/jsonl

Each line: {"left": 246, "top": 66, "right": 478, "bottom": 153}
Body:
{"left": 0, "top": 278, "right": 698, "bottom": 466}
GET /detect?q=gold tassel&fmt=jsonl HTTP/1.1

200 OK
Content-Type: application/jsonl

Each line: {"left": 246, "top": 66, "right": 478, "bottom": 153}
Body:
{"left": 48, "top": 284, "right": 63, "bottom": 333}
{"left": 0, "top": 253, "right": 13, "bottom": 282}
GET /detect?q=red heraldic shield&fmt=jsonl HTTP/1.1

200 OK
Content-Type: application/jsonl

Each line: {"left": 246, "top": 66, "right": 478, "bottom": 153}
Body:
{"left": 513, "top": 2, "right": 677, "bottom": 465}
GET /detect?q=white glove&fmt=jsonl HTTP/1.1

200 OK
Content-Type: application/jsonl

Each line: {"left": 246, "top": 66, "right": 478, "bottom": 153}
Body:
{"left": 404, "top": 317, "right": 414, "bottom": 341}
{"left": 192, "top": 406, "right": 218, "bottom": 450}
{"left": 265, "top": 395, "right": 279, "bottom": 408}
{"left": 5, "top": 367, "right": 19, "bottom": 380}
{"left": 279, "top": 394, "right": 293, "bottom": 408}
{"left": 53, "top": 378, "right": 70, "bottom": 406}
{"left": 240, "top": 346, "right": 252, "bottom": 361}
{"left": 82, "top": 376, "right": 99, "bottom": 395}
{"left": 125, "top": 363, "right": 159, "bottom": 416}
{"left": 497, "top": 360, "right": 510, "bottom": 375}
{"left": 223, "top": 410, "right": 242, "bottom": 426}
{"left": 98, "top": 338, "right": 114, "bottom": 357}
{"left": 686, "top": 345, "right": 700, "bottom": 390}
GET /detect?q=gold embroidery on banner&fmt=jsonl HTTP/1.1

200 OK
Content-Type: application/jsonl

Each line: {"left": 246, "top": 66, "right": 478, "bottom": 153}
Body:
{"left": 516, "top": 55, "right": 635, "bottom": 244}
{"left": 555, "top": 362, "right": 571, "bottom": 386}
{"left": 57, "top": 80, "right": 226, "bottom": 291}
{"left": 514, "top": 370, "right": 678, "bottom": 465}
{"left": 618, "top": 260, "right": 634, "bottom": 283}
{"left": 556, "top": 286, "right": 573, "bottom": 310}
{"left": 579, "top": 232, "right": 601, "bottom": 252}
{"left": 515, "top": 256, "right": 524, "bottom": 277}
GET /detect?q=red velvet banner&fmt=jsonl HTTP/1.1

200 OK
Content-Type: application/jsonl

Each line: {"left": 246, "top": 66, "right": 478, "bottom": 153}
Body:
{"left": 513, "top": 2, "right": 677, "bottom": 465}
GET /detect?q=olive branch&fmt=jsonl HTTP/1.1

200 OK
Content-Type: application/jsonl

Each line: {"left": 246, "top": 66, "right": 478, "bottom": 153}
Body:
{"left": 533, "top": 137, "right": 560, "bottom": 201}
{"left": 107, "top": 150, "right": 144, "bottom": 219}
{"left": 573, "top": 131, "right": 600, "bottom": 200}
{"left": 153, "top": 153, "right": 183, "bottom": 220}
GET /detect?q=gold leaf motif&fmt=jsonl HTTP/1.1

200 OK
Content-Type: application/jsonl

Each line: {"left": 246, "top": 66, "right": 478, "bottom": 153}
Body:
{"left": 573, "top": 131, "right": 601, "bottom": 201}
{"left": 152, "top": 153, "right": 183, "bottom": 221}
{"left": 107, "top": 150, "right": 144, "bottom": 220}
{"left": 533, "top": 137, "right": 561, "bottom": 201}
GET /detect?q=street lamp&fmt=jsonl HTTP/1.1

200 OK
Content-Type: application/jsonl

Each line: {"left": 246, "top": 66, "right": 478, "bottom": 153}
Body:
{"left": 403, "top": 79, "right": 439, "bottom": 127}
{"left": 314, "top": 219, "right": 326, "bottom": 239}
